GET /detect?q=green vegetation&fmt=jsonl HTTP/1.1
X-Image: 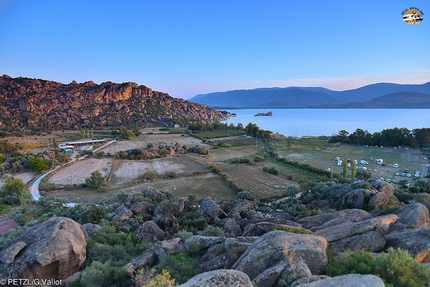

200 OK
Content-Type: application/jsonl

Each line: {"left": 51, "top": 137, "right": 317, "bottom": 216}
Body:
{"left": 325, "top": 248, "right": 430, "bottom": 287}
{"left": 0, "top": 178, "right": 32, "bottom": 205}
{"left": 193, "top": 129, "right": 243, "bottom": 139}
{"left": 29, "top": 157, "right": 51, "bottom": 173}
{"left": 85, "top": 170, "right": 107, "bottom": 189}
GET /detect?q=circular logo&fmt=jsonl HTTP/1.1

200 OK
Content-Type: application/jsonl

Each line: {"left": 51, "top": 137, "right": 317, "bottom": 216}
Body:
{"left": 0, "top": 278, "right": 6, "bottom": 285}
{"left": 402, "top": 8, "right": 424, "bottom": 24}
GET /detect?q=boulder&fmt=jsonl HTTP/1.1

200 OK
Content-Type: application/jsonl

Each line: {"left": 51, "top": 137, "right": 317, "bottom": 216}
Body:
{"left": 292, "top": 274, "right": 386, "bottom": 287}
{"left": 179, "top": 269, "right": 253, "bottom": 287}
{"left": 279, "top": 256, "right": 312, "bottom": 286}
{"left": 223, "top": 237, "right": 258, "bottom": 251}
{"left": 142, "top": 186, "right": 165, "bottom": 202}
{"left": 393, "top": 202, "right": 430, "bottom": 228}
{"left": 126, "top": 248, "right": 156, "bottom": 273}
{"left": 153, "top": 213, "right": 179, "bottom": 236}
{"left": 154, "top": 238, "right": 183, "bottom": 262}
{"left": 232, "top": 230, "right": 328, "bottom": 278}
{"left": 154, "top": 201, "right": 181, "bottom": 218}
{"left": 199, "top": 197, "right": 227, "bottom": 220}
{"left": 129, "top": 201, "right": 155, "bottom": 215}
{"left": 298, "top": 209, "right": 372, "bottom": 231}
{"left": 134, "top": 220, "right": 165, "bottom": 243}
{"left": 186, "top": 235, "right": 224, "bottom": 250}
{"left": 242, "top": 222, "right": 311, "bottom": 237}
{"left": 227, "top": 200, "right": 258, "bottom": 217}
{"left": 220, "top": 218, "right": 243, "bottom": 236}
{"left": 385, "top": 227, "right": 430, "bottom": 263}
{"left": 328, "top": 230, "right": 386, "bottom": 253}
{"left": 114, "top": 204, "right": 133, "bottom": 220}
{"left": 0, "top": 217, "right": 87, "bottom": 280}
{"left": 237, "top": 217, "right": 301, "bottom": 231}
{"left": 252, "top": 258, "right": 290, "bottom": 287}
{"left": 82, "top": 223, "right": 101, "bottom": 234}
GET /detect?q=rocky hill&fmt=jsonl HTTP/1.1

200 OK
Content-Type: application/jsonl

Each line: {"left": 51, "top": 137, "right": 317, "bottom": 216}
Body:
{"left": 0, "top": 75, "right": 227, "bottom": 130}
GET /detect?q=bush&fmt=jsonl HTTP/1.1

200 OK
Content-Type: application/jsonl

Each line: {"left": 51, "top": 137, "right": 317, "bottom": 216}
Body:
{"left": 136, "top": 269, "right": 177, "bottom": 287}
{"left": 85, "top": 170, "right": 106, "bottom": 189}
{"left": 156, "top": 253, "right": 200, "bottom": 284}
{"left": 325, "top": 248, "right": 430, "bottom": 287}
{"left": 81, "top": 261, "right": 130, "bottom": 287}
{"left": 143, "top": 172, "right": 157, "bottom": 181}
{"left": 166, "top": 171, "right": 177, "bottom": 179}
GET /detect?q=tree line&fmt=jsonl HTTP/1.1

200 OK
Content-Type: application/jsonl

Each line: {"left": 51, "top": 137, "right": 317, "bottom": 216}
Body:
{"left": 330, "top": 127, "right": 430, "bottom": 148}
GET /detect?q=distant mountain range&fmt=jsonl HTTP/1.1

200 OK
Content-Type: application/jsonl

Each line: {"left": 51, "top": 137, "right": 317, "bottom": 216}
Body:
{"left": 189, "top": 82, "right": 430, "bottom": 109}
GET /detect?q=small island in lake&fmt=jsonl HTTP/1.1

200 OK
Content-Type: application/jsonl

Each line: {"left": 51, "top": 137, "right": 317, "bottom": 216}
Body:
{"left": 254, "top": 111, "right": 273, "bottom": 117}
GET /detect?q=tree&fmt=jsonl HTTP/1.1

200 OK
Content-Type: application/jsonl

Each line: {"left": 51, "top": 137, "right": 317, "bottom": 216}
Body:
{"left": 342, "top": 159, "right": 348, "bottom": 179}
{"left": 85, "top": 170, "right": 106, "bottom": 189}
{"left": 350, "top": 162, "right": 357, "bottom": 180}
{"left": 80, "top": 128, "right": 85, "bottom": 138}
{"left": 119, "top": 126, "right": 130, "bottom": 139}
{"left": 29, "top": 157, "right": 51, "bottom": 173}
{"left": 1, "top": 178, "right": 31, "bottom": 204}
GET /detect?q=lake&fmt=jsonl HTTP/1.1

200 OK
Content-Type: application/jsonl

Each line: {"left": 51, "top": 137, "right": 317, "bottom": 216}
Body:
{"left": 223, "top": 109, "right": 430, "bottom": 137}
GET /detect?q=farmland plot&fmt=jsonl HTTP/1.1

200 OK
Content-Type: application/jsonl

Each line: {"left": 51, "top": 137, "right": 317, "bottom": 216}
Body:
{"left": 47, "top": 158, "right": 114, "bottom": 185}
{"left": 99, "top": 134, "right": 209, "bottom": 154}
{"left": 224, "top": 163, "right": 295, "bottom": 198}
{"left": 111, "top": 156, "right": 208, "bottom": 187}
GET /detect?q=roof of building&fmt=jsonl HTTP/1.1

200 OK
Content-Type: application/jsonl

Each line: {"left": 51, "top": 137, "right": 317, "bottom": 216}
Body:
{"left": 65, "top": 139, "right": 106, "bottom": 145}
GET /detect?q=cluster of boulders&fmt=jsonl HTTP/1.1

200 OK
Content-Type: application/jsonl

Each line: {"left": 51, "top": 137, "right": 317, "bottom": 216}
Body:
{"left": 332, "top": 180, "right": 395, "bottom": 209}
{"left": 1, "top": 180, "right": 429, "bottom": 286}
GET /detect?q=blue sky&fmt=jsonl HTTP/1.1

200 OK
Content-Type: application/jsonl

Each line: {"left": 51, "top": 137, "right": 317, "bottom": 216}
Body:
{"left": 1, "top": 0, "right": 429, "bottom": 99}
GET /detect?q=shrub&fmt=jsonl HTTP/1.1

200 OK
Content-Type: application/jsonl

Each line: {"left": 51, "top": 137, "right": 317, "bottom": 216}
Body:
{"left": 85, "top": 170, "right": 106, "bottom": 189}
{"left": 155, "top": 253, "right": 200, "bottom": 284}
{"left": 81, "top": 261, "right": 130, "bottom": 287}
{"left": 237, "top": 191, "right": 250, "bottom": 200}
{"left": 136, "top": 269, "right": 177, "bottom": 287}
{"left": 166, "top": 171, "right": 177, "bottom": 179}
{"left": 324, "top": 248, "right": 430, "bottom": 287}
{"left": 143, "top": 172, "right": 157, "bottom": 181}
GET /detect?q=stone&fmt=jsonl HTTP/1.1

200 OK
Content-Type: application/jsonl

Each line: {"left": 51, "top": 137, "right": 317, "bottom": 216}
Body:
{"left": 220, "top": 218, "right": 243, "bottom": 236}
{"left": 179, "top": 269, "right": 253, "bottom": 287}
{"left": 227, "top": 200, "right": 258, "bottom": 217}
{"left": 154, "top": 238, "right": 183, "bottom": 262}
{"left": 134, "top": 220, "right": 165, "bottom": 242}
{"left": 114, "top": 204, "right": 133, "bottom": 220}
{"left": 154, "top": 201, "right": 181, "bottom": 218}
{"left": 393, "top": 202, "right": 430, "bottom": 228}
{"left": 186, "top": 235, "right": 224, "bottom": 250}
{"left": 328, "top": 230, "right": 386, "bottom": 253}
{"left": 82, "top": 223, "right": 101, "bottom": 234}
{"left": 292, "top": 274, "right": 386, "bottom": 287}
{"left": 385, "top": 227, "right": 430, "bottom": 263}
{"left": 0, "top": 217, "right": 87, "bottom": 280}
{"left": 298, "top": 209, "right": 372, "bottom": 231}
{"left": 126, "top": 248, "right": 156, "bottom": 273}
{"left": 153, "top": 212, "right": 179, "bottom": 236}
{"left": 129, "top": 201, "right": 155, "bottom": 215}
{"left": 142, "top": 186, "right": 165, "bottom": 202}
{"left": 232, "top": 230, "right": 328, "bottom": 278}
{"left": 199, "top": 197, "right": 227, "bottom": 220}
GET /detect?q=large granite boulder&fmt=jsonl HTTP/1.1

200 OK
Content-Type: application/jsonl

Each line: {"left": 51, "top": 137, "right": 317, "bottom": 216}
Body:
{"left": 142, "top": 186, "right": 165, "bottom": 202}
{"left": 232, "top": 230, "right": 328, "bottom": 279}
{"left": 199, "top": 197, "right": 227, "bottom": 220}
{"left": 292, "top": 274, "right": 385, "bottom": 287}
{"left": 134, "top": 220, "right": 165, "bottom": 243}
{"left": 393, "top": 202, "right": 430, "bottom": 228}
{"left": 114, "top": 204, "right": 133, "bottom": 220}
{"left": 227, "top": 200, "right": 258, "bottom": 217}
{"left": 297, "top": 209, "right": 372, "bottom": 232}
{"left": 314, "top": 214, "right": 397, "bottom": 253}
{"left": 385, "top": 227, "right": 430, "bottom": 263}
{"left": 179, "top": 269, "right": 253, "bottom": 287}
{"left": 129, "top": 201, "right": 155, "bottom": 215}
{"left": 0, "top": 217, "right": 87, "bottom": 281}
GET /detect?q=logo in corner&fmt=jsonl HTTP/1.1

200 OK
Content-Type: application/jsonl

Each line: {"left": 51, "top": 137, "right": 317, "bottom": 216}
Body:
{"left": 402, "top": 7, "right": 424, "bottom": 24}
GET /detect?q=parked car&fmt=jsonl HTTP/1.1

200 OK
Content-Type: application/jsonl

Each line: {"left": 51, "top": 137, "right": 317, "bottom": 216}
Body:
{"left": 393, "top": 163, "right": 399, "bottom": 168}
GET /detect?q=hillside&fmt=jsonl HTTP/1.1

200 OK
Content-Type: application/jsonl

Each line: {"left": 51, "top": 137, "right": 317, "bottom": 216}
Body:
{"left": 190, "top": 82, "right": 430, "bottom": 108}
{"left": 0, "top": 75, "right": 227, "bottom": 130}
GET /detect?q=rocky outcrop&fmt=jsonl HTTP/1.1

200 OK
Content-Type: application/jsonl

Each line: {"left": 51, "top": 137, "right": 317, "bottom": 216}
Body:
{"left": 199, "top": 197, "right": 227, "bottom": 221}
{"left": 227, "top": 200, "right": 258, "bottom": 217}
{"left": 142, "top": 186, "right": 166, "bottom": 202}
{"left": 332, "top": 180, "right": 395, "bottom": 209}
{"left": 134, "top": 220, "right": 165, "bottom": 243}
{"left": 179, "top": 269, "right": 253, "bottom": 287}
{"left": 232, "top": 230, "right": 328, "bottom": 280}
{"left": 393, "top": 202, "right": 430, "bottom": 228}
{"left": 0, "top": 217, "right": 87, "bottom": 281}
{"left": 385, "top": 227, "right": 430, "bottom": 263}
{"left": 292, "top": 274, "right": 386, "bottom": 287}
{"left": 129, "top": 201, "right": 155, "bottom": 215}
{"left": 314, "top": 214, "right": 397, "bottom": 253}
{"left": 298, "top": 209, "right": 372, "bottom": 232}
{"left": 0, "top": 75, "right": 227, "bottom": 130}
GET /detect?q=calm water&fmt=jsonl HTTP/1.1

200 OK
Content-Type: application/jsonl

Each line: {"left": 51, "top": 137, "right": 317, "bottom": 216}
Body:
{"left": 224, "top": 109, "right": 430, "bottom": 137}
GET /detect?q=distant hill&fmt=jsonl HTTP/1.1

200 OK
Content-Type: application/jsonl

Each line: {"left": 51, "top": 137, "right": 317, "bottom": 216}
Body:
{"left": 190, "top": 82, "right": 430, "bottom": 108}
{"left": 0, "top": 75, "right": 227, "bottom": 130}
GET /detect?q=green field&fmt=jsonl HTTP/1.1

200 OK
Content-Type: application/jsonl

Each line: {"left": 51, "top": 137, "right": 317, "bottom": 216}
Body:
{"left": 191, "top": 130, "right": 244, "bottom": 139}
